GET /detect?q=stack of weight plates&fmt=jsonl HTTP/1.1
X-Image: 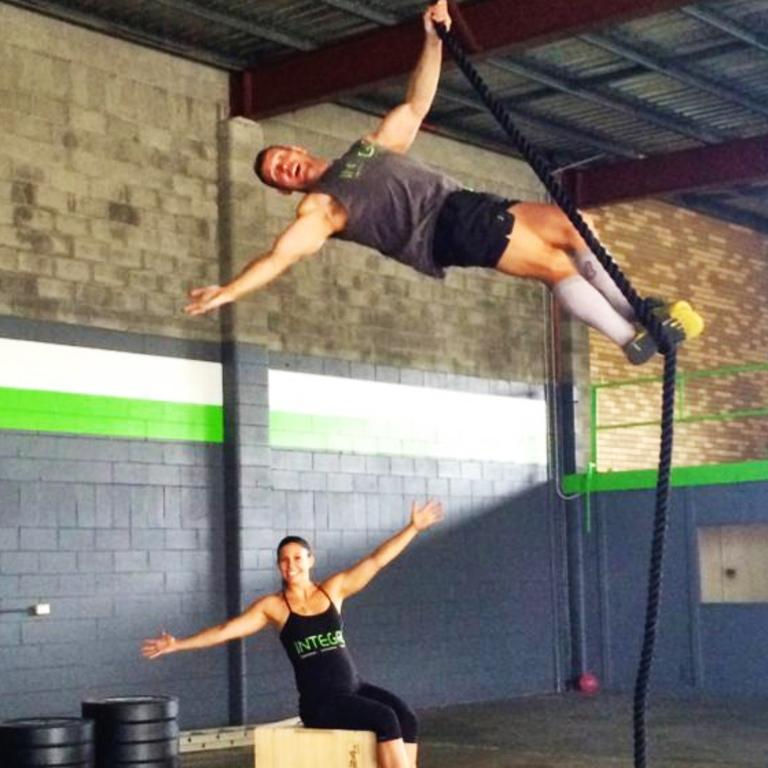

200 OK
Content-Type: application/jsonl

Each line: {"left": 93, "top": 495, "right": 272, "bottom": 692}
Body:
{"left": 81, "top": 696, "right": 180, "bottom": 768}
{"left": 0, "top": 717, "right": 94, "bottom": 768}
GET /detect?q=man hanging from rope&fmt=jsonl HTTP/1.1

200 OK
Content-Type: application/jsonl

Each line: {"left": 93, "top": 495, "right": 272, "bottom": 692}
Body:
{"left": 186, "top": 0, "right": 702, "bottom": 364}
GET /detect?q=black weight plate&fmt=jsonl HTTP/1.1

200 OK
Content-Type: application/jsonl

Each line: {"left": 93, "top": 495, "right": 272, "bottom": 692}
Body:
{"left": 110, "top": 760, "right": 180, "bottom": 768}
{"left": 96, "top": 719, "right": 179, "bottom": 743}
{"left": 96, "top": 738, "right": 178, "bottom": 761}
{"left": 9, "top": 742, "right": 94, "bottom": 766}
{"left": 81, "top": 696, "right": 178, "bottom": 723}
{"left": 0, "top": 718, "right": 94, "bottom": 748}
{"left": 8, "top": 761, "right": 94, "bottom": 768}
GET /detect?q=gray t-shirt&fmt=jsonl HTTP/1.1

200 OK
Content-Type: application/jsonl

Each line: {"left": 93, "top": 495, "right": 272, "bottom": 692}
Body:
{"left": 312, "top": 139, "right": 462, "bottom": 278}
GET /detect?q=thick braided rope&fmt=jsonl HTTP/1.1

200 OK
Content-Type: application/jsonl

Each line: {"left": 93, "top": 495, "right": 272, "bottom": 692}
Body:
{"left": 633, "top": 351, "right": 676, "bottom": 768}
{"left": 435, "top": 24, "right": 680, "bottom": 349}
{"left": 433, "top": 23, "right": 678, "bottom": 768}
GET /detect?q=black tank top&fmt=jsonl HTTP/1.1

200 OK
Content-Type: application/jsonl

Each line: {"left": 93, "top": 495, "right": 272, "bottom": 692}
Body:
{"left": 279, "top": 586, "right": 360, "bottom": 705}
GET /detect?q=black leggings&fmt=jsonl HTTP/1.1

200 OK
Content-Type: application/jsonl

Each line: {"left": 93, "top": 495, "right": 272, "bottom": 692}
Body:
{"left": 300, "top": 683, "right": 418, "bottom": 743}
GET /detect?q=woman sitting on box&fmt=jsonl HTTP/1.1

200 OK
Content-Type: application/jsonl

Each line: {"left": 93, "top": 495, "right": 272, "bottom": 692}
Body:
{"left": 142, "top": 499, "right": 443, "bottom": 768}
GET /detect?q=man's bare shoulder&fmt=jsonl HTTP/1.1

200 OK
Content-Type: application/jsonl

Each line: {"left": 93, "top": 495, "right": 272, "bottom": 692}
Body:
{"left": 297, "top": 192, "right": 347, "bottom": 230}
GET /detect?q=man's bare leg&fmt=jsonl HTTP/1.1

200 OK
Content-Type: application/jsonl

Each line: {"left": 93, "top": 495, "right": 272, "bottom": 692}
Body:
{"left": 495, "top": 202, "right": 636, "bottom": 348}
{"left": 495, "top": 202, "right": 703, "bottom": 362}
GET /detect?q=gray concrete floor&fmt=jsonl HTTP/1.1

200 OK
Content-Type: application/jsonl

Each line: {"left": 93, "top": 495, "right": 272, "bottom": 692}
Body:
{"left": 182, "top": 692, "right": 768, "bottom": 768}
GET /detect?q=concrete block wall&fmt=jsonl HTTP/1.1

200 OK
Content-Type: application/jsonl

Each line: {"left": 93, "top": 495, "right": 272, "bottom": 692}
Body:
{"left": 238, "top": 352, "right": 561, "bottom": 722}
{"left": 1, "top": 0, "right": 567, "bottom": 383}
{"left": 586, "top": 201, "right": 768, "bottom": 471}
{"left": 0, "top": 319, "right": 229, "bottom": 728}
{"left": 0, "top": 3, "right": 227, "bottom": 340}
{"left": 584, "top": 481, "right": 768, "bottom": 697}
{"left": 209, "top": 56, "right": 573, "bottom": 722}
{"left": 241, "top": 453, "right": 561, "bottom": 720}
{"left": 0, "top": 328, "right": 562, "bottom": 727}
{"left": 0, "top": 1, "right": 570, "bottom": 730}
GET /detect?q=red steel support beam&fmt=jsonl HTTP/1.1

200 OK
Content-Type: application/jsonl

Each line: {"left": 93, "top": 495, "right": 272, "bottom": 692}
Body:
{"left": 231, "top": 0, "right": 692, "bottom": 119}
{"left": 561, "top": 134, "right": 768, "bottom": 208}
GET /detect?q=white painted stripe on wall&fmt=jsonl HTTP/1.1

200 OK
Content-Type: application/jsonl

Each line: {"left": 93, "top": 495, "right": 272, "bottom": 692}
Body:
{"left": 270, "top": 369, "right": 547, "bottom": 464}
{"left": 0, "top": 338, "right": 223, "bottom": 405}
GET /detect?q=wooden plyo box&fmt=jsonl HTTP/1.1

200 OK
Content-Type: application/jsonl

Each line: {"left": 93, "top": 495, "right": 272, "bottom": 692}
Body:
{"left": 254, "top": 724, "right": 377, "bottom": 768}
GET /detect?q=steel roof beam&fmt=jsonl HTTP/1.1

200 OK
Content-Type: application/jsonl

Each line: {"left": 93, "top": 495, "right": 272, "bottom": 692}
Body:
{"left": 347, "top": 84, "right": 643, "bottom": 160}
{"left": 486, "top": 57, "right": 727, "bottom": 144}
{"left": 317, "top": 0, "right": 398, "bottom": 26}
{"left": 436, "top": 38, "right": 746, "bottom": 123}
{"left": 4, "top": 0, "right": 247, "bottom": 69}
{"left": 581, "top": 31, "right": 768, "bottom": 119}
{"left": 562, "top": 134, "right": 768, "bottom": 207}
{"left": 341, "top": 95, "right": 519, "bottom": 157}
{"left": 154, "top": 0, "right": 317, "bottom": 51}
{"left": 492, "top": 39, "right": 748, "bottom": 105}
{"left": 437, "top": 86, "right": 644, "bottom": 159}
{"left": 232, "top": 0, "right": 693, "bottom": 119}
{"left": 681, "top": 6, "right": 768, "bottom": 56}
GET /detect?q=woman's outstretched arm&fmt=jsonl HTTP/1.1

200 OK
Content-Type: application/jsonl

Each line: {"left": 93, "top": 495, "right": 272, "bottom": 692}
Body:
{"left": 325, "top": 499, "right": 443, "bottom": 604}
{"left": 141, "top": 595, "right": 275, "bottom": 659}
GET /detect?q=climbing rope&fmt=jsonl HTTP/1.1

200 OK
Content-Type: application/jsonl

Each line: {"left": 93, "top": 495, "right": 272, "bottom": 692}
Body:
{"left": 433, "top": 21, "right": 677, "bottom": 768}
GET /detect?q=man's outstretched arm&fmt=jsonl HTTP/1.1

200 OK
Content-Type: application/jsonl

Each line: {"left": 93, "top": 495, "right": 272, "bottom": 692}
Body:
{"left": 185, "top": 197, "right": 339, "bottom": 316}
{"left": 367, "top": 0, "right": 451, "bottom": 154}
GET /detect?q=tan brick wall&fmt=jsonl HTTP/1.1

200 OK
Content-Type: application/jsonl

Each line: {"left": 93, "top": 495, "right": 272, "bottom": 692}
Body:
{"left": 0, "top": 4, "right": 227, "bottom": 340}
{"left": 587, "top": 200, "right": 768, "bottom": 471}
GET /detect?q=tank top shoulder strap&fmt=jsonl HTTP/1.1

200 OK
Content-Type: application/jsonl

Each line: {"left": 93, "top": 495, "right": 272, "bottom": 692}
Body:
{"left": 316, "top": 584, "right": 338, "bottom": 613}
{"left": 282, "top": 585, "right": 334, "bottom": 614}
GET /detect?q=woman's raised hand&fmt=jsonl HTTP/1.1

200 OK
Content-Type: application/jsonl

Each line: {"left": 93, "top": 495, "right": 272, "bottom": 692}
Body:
{"left": 411, "top": 499, "right": 444, "bottom": 531}
{"left": 141, "top": 631, "right": 178, "bottom": 660}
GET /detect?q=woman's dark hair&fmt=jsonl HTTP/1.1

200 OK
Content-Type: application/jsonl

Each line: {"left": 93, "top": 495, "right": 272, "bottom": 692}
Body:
{"left": 276, "top": 535, "right": 312, "bottom": 562}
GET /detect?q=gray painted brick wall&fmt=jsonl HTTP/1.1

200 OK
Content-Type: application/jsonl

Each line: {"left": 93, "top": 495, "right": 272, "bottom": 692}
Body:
{"left": 236, "top": 350, "right": 560, "bottom": 723}
{"left": 0, "top": 431, "right": 227, "bottom": 728}
{"left": 585, "top": 482, "right": 768, "bottom": 698}
{"left": 0, "top": 319, "right": 564, "bottom": 728}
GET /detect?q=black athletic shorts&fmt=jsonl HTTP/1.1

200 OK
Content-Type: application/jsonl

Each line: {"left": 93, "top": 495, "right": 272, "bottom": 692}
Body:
{"left": 432, "top": 189, "right": 517, "bottom": 269}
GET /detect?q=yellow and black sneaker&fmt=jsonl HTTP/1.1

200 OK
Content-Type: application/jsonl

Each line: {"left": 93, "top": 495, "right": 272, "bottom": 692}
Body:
{"left": 623, "top": 300, "right": 705, "bottom": 365}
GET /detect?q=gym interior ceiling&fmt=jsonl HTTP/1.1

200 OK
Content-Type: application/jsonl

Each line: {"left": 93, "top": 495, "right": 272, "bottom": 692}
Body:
{"left": 7, "top": 0, "right": 768, "bottom": 234}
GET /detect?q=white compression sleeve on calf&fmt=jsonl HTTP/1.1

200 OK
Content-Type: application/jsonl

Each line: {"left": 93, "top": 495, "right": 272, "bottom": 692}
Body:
{"left": 573, "top": 250, "right": 635, "bottom": 321}
{"left": 553, "top": 274, "right": 636, "bottom": 347}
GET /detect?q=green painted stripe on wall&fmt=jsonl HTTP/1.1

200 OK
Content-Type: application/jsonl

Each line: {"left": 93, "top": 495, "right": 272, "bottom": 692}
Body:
{"left": 563, "top": 460, "right": 768, "bottom": 493}
{"left": 0, "top": 387, "right": 223, "bottom": 443}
